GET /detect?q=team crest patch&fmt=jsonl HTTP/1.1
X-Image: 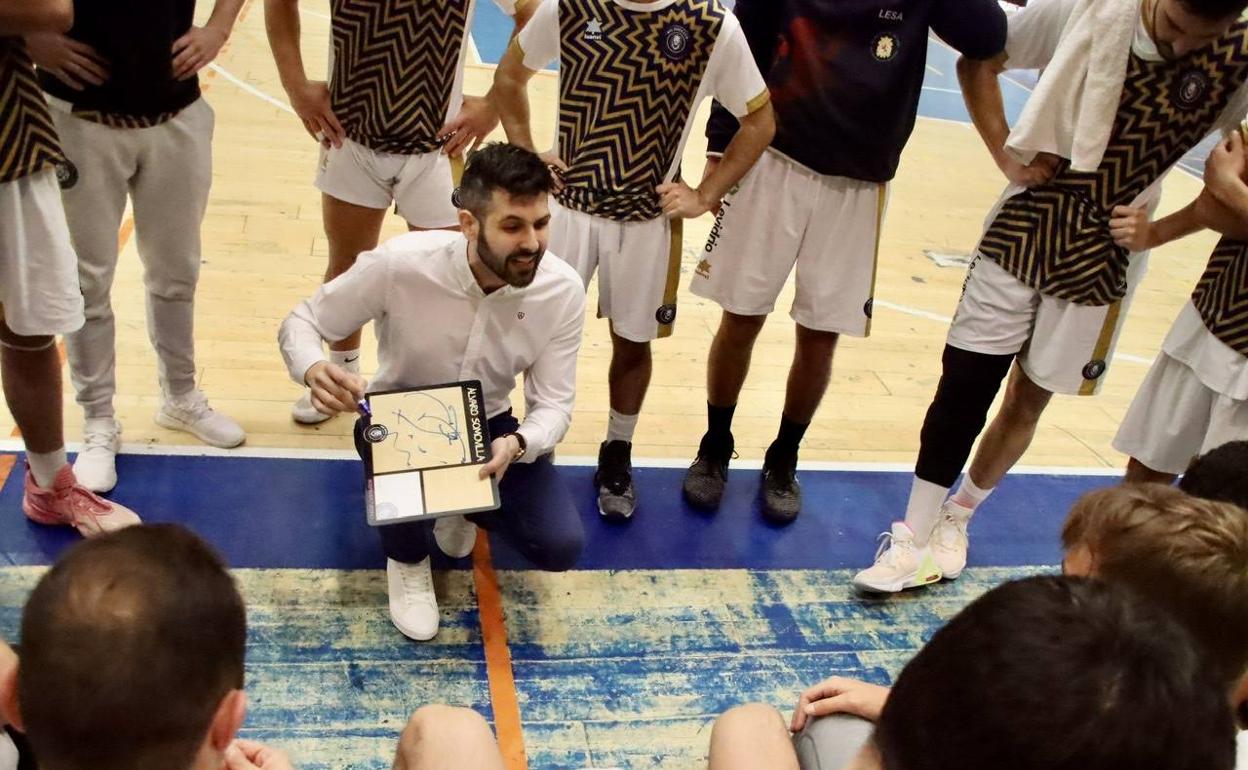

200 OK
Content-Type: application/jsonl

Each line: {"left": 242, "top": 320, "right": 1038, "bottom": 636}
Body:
{"left": 1082, "top": 359, "right": 1107, "bottom": 381}
{"left": 55, "top": 160, "right": 78, "bottom": 190}
{"left": 661, "top": 22, "right": 693, "bottom": 62}
{"left": 656, "top": 304, "right": 677, "bottom": 325}
{"left": 451, "top": 186, "right": 462, "bottom": 208}
{"left": 1175, "top": 69, "right": 1209, "bottom": 110}
{"left": 863, "top": 298, "right": 874, "bottom": 319}
{"left": 871, "top": 33, "right": 899, "bottom": 62}
{"left": 584, "top": 18, "right": 603, "bottom": 41}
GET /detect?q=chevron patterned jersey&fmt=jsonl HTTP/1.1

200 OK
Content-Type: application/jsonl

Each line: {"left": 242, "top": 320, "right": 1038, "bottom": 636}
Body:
{"left": 329, "top": 0, "right": 476, "bottom": 155}
{"left": 0, "top": 39, "right": 63, "bottom": 184}
{"left": 980, "top": 22, "right": 1248, "bottom": 307}
{"left": 1194, "top": 237, "right": 1248, "bottom": 356}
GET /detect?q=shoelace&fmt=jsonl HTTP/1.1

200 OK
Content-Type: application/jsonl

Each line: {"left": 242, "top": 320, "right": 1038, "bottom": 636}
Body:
{"left": 59, "top": 484, "right": 113, "bottom": 521}
{"left": 873, "top": 531, "right": 913, "bottom": 566}
{"left": 933, "top": 514, "right": 967, "bottom": 549}
{"left": 83, "top": 428, "right": 119, "bottom": 451}
{"left": 170, "top": 390, "right": 213, "bottom": 420}
{"left": 397, "top": 564, "right": 434, "bottom": 599}
{"left": 599, "top": 446, "right": 632, "bottom": 494}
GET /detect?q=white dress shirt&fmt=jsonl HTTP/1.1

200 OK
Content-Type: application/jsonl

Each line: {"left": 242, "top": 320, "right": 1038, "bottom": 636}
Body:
{"left": 279, "top": 230, "right": 587, "bottom": 460}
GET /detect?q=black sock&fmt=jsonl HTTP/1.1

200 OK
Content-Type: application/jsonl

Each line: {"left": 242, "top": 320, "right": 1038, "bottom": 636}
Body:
{"left": 707, "top": 401, "right": 736, "bottom": 441}
{"left": 768, "top": 414, "right": 809, "bottom": 460}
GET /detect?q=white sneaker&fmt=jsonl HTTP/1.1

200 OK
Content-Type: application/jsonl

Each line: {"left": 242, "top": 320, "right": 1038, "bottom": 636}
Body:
{"left": 291, "top": 390, "right": 333, "bottom": 425}
{"left": 434, "top": 515, "right": 478, "bottom": 558}
{"left": 74, "top": 418, "right": 121, "bottom": 493}
{"left": 852, "top": 522, "right": 943, "bottom": 593}
{"left": 386, "top": 557, "right": 439, "bottom": 640}
{"left": 931, "top": 500, "right": 974, "bottom": 579}
{"left": 156, "top": 389, "right": 246, "bottom": 448}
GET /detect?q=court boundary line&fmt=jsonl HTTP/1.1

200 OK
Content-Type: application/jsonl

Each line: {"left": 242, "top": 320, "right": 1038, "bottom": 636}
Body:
{"left": 0, "top": 441, "right": 1119, "bottom": 474}
{"left": 472, "top": 532, "right": 529, "bottom": 770}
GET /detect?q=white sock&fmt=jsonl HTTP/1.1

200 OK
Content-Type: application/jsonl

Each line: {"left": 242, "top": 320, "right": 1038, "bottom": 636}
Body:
{"left": 606, "top": 409, "right": 638, "bottom": 444}
{"left": 27, "top": 448, "right": 67, "bottom": 488}
{"left": 951, "top": 475, "right": 994, "bottom": 512}
{"left": 330, "top": 348, "right": 361, "bottom": 374}
{"left": 903, "top": 476, "right": 950, "bottom": 548}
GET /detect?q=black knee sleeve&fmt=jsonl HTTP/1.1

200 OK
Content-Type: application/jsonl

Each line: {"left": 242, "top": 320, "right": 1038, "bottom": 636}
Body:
{"left": 915, "top": 345, "right": 1014, "bottom": 487}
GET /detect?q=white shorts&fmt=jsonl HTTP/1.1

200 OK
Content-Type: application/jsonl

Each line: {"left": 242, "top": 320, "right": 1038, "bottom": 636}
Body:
{"left": 0, "top": 168, "right": 83, "bottom": 337}
{"left": 690, "top": 150, "right": 887, "bottom": 337}
{"left": 947, "top": 254, "right": 1143, "bottom": 396}
{"left": 315, "top": 138, "right": 459, "bottom": 229}
{"left": 547, "top": 200, "right": 679, "bottom": 343}
{"left": 1113, "top": 349, "right": 1248, "bottom": 474}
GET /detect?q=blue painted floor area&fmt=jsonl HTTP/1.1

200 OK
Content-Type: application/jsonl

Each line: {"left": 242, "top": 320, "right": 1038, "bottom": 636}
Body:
{"left": 0, "top": 451, "right": 1109, "bottom": 569}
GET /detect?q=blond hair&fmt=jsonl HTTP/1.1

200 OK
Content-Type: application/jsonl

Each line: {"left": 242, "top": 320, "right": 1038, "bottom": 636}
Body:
{"left": 1063, "top": 483, "right": 1248, "bottom": 690}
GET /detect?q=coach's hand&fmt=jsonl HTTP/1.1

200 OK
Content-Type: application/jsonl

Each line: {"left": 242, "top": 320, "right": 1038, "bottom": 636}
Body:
{"left": 225, "top": 740, "right": 295, "bottom": 770}
{"left": 997, "top": 150, "right": 1059, "bottom": 188}
{"left": 304, "top": 361, "right": 367, "bottom": 417}
{"left": 288, "top": 79, "right": 345, "bottom": 148}
{"left": 790, "top": 677, "right": 890, "bottom": 732}
{"left": 1109, "top": 205, "right": 1153, "bottom": 252}
{"left": 440, "top": 96, "right": 499, "bottom": 157}
{"left": 539, "top": 151, "right": 568, "bottom": 193}
{"left": 172, "top": 24, "right": 227, "bottom": 80}
{"left": 479, "top": 434, "right": 521, "bottom": 483}
{"left": 657, "top": 180, "right": 712, "bottom": 219}
{"left": 26, "top": 32, "right": 109, "bottom": 90}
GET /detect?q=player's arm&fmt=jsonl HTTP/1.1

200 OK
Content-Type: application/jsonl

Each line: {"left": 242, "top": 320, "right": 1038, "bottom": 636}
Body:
{"left": 264, "top": 0, "right": 345, "bottom": 146}
{"left": 1, "top": 0, "right": 71, "bottom": 34}
{"left": 705, "top": 0, "right": 782, "bottom": 166}
{"left": 490, "top": 40, "right": 542, "bottom": 152}
{"left": 664, "top": 100, "right": 774, "bottom": 218}
{"left": 171, "top": 0, "right": 244, "bottom": 80}
{"left": 278, "top": 254, "right": 392, "bottom": 414}
{"left": 957, "top": 52, "right": 1059, "bottom": 187}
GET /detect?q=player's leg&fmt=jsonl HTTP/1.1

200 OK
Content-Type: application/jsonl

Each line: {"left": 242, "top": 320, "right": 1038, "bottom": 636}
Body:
{"left": 708, "top": 704, "right": 801, "bottom": 770}
{"left": 964, "top": 363, "right": 1054, "bottom": 490}
{"left": 354, "top": 418, "right": 441, "bottom": 640}
{"left": 853, "top": 257, "right": 1030, "bottom": 593}
{"left": 295, "top": 140, "right": 392, "bottom": 423}
{"left": 392, "top": 705, "right": 506, "bottom": 770}
{"left": 394, "top": 151, "right": 461, "bottom": 233}
{"left": 763, "top": 176, "right": 886, "bottom": 524}
{"left": 48, "top": 103, "right": 132, "bottom": 492}
{"left": 131, "top": 99, "right": 245, "bottom": 450}
{"left": 686, "top": 151, "right": 800, "bottom": 511}
{"left": 593, "top": 216, "right": 677, "bottom": 521}
{"left": 0, "top": 170, "right": 140, "bottom": 535}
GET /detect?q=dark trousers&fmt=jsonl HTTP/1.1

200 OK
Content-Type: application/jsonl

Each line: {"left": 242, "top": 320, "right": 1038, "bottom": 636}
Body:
{"left": 355, "top": 412, "right": 584, "bottom": 571}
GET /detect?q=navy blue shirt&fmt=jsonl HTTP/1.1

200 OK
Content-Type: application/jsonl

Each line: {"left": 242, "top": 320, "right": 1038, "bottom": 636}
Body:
{"left": 40, "top": 0, "right": 200, "bottom": 121}
{"left": 708, "top": 0, "right": 1007, "bottom": 182}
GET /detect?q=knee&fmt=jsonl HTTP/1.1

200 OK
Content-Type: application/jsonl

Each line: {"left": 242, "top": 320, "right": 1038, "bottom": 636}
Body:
{"left": 720, "top": 311, "right": 766, "bottom": 343}
{"left": 610, "top": 335, "right": 650, "bottom": 364}
{"left": 714, "top": 703, "right": 786, "bottom": 733}
{"left": 399, "top": 705, "right": 490, "bottom": 755}
{"left": 531, "top": 527, "right": 583, "bottom": 572}
{"left": 999, "top": 377, "right": 1051, "bottom": 426}
{"left": 0, "top": 321, "right": 54, "bottom": 352}
{"left": 795, "top": 324, "right": 839, "bottom": 354}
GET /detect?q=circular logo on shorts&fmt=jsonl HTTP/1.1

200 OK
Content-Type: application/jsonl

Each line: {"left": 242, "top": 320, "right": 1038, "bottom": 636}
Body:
{"left": 363, "top": 424, "right": 390, "bottom": 443}
{"left": 55, "top": 160, "right": 78, "bottom": 190}
{"left": 871, "top": 33, "right": 899, "bottom": 61}
{"left": 863, "top": 297, "right": 874, "bottom": 319}
{"left": 656, "top": 303, "right": 677, "bottom": 325}
{"left": 661, "top": 23, "right": 693, "bottom": 61}
{"left": 1082, "top": 359, "right": 1107, "bottom": 381}
{"left": 1176, "top": 69, "right": 1209, "bottom": 109}
{"left": 451, "top": 186, "right": 463, "bottom": 209}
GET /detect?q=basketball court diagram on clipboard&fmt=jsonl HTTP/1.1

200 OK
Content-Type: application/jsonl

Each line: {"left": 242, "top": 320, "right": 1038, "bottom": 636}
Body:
{"left": 363, "top": 381, "right": 499, "bottom": 525}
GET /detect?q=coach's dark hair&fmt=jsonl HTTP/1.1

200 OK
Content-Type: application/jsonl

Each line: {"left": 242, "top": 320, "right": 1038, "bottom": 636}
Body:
{"left": 18, "top": 524, "right": 246, "bottom": 770}
{"left": 1180, "top": 440, "right": 1248, "bottom": 511}
{"left": 1179, "top": 0, "right": 1248, "bottom": 20}
{"left": 874, "top": 575, "right": 1235, "bottom": 770}
{"left": 458, "top": 142, "right": 553, "bottom": 218}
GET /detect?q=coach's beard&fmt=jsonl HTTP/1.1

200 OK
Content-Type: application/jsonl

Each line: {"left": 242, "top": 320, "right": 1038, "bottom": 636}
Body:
{"left": 478, "top": 231, "right": 544, "bottom": 288}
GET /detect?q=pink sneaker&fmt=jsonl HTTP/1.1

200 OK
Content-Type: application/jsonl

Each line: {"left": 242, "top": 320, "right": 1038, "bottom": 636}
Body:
{"left": 22, "top": 464, "right": 142, "bottom": 537}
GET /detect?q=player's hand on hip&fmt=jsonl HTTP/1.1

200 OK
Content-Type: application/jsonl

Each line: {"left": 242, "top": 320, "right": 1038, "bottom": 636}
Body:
{"left": 171, "top": 24, "right": 228, "bottom": 80}
{"left": 288, "top": 80, "right": 346, "bottom": 148}
{"left": 790, "top": 677, "right": 890, "bottom": 732}
{"left": 225, "top": 740, "right": 296, "bottom": 770}
{"left": 1109, "top": 205, "right": 1153, "bottom": 252}
{"left": 538, "top": 151, "right": 568, "bottom": 193}
{"left": 25, "top": 32, "right": 109, "bottom": 90}
{"left": 480, "top": 434, "right": 521, "bottom": 483}
{"left": 1205, "top": 130, "right": 1248, "bottom": 201}
{"left": 657, "top": 181, "right": 711, "bottom": 219}
{"left": 997, "top": 151, "right": 1059, "bottom": 188}
{"left": 699, "top": 156, "right": 724, "bottom": 215}
{"left": 439, "top": 95, "right": 500, "bottom": 157}
{"left": 304, "top": 361, "right": 367, "bottom": 416}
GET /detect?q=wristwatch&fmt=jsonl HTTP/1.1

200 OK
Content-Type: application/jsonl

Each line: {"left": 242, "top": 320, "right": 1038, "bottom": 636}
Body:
{"left": 504, "top": 431, "right": 527, "bottom": 461}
